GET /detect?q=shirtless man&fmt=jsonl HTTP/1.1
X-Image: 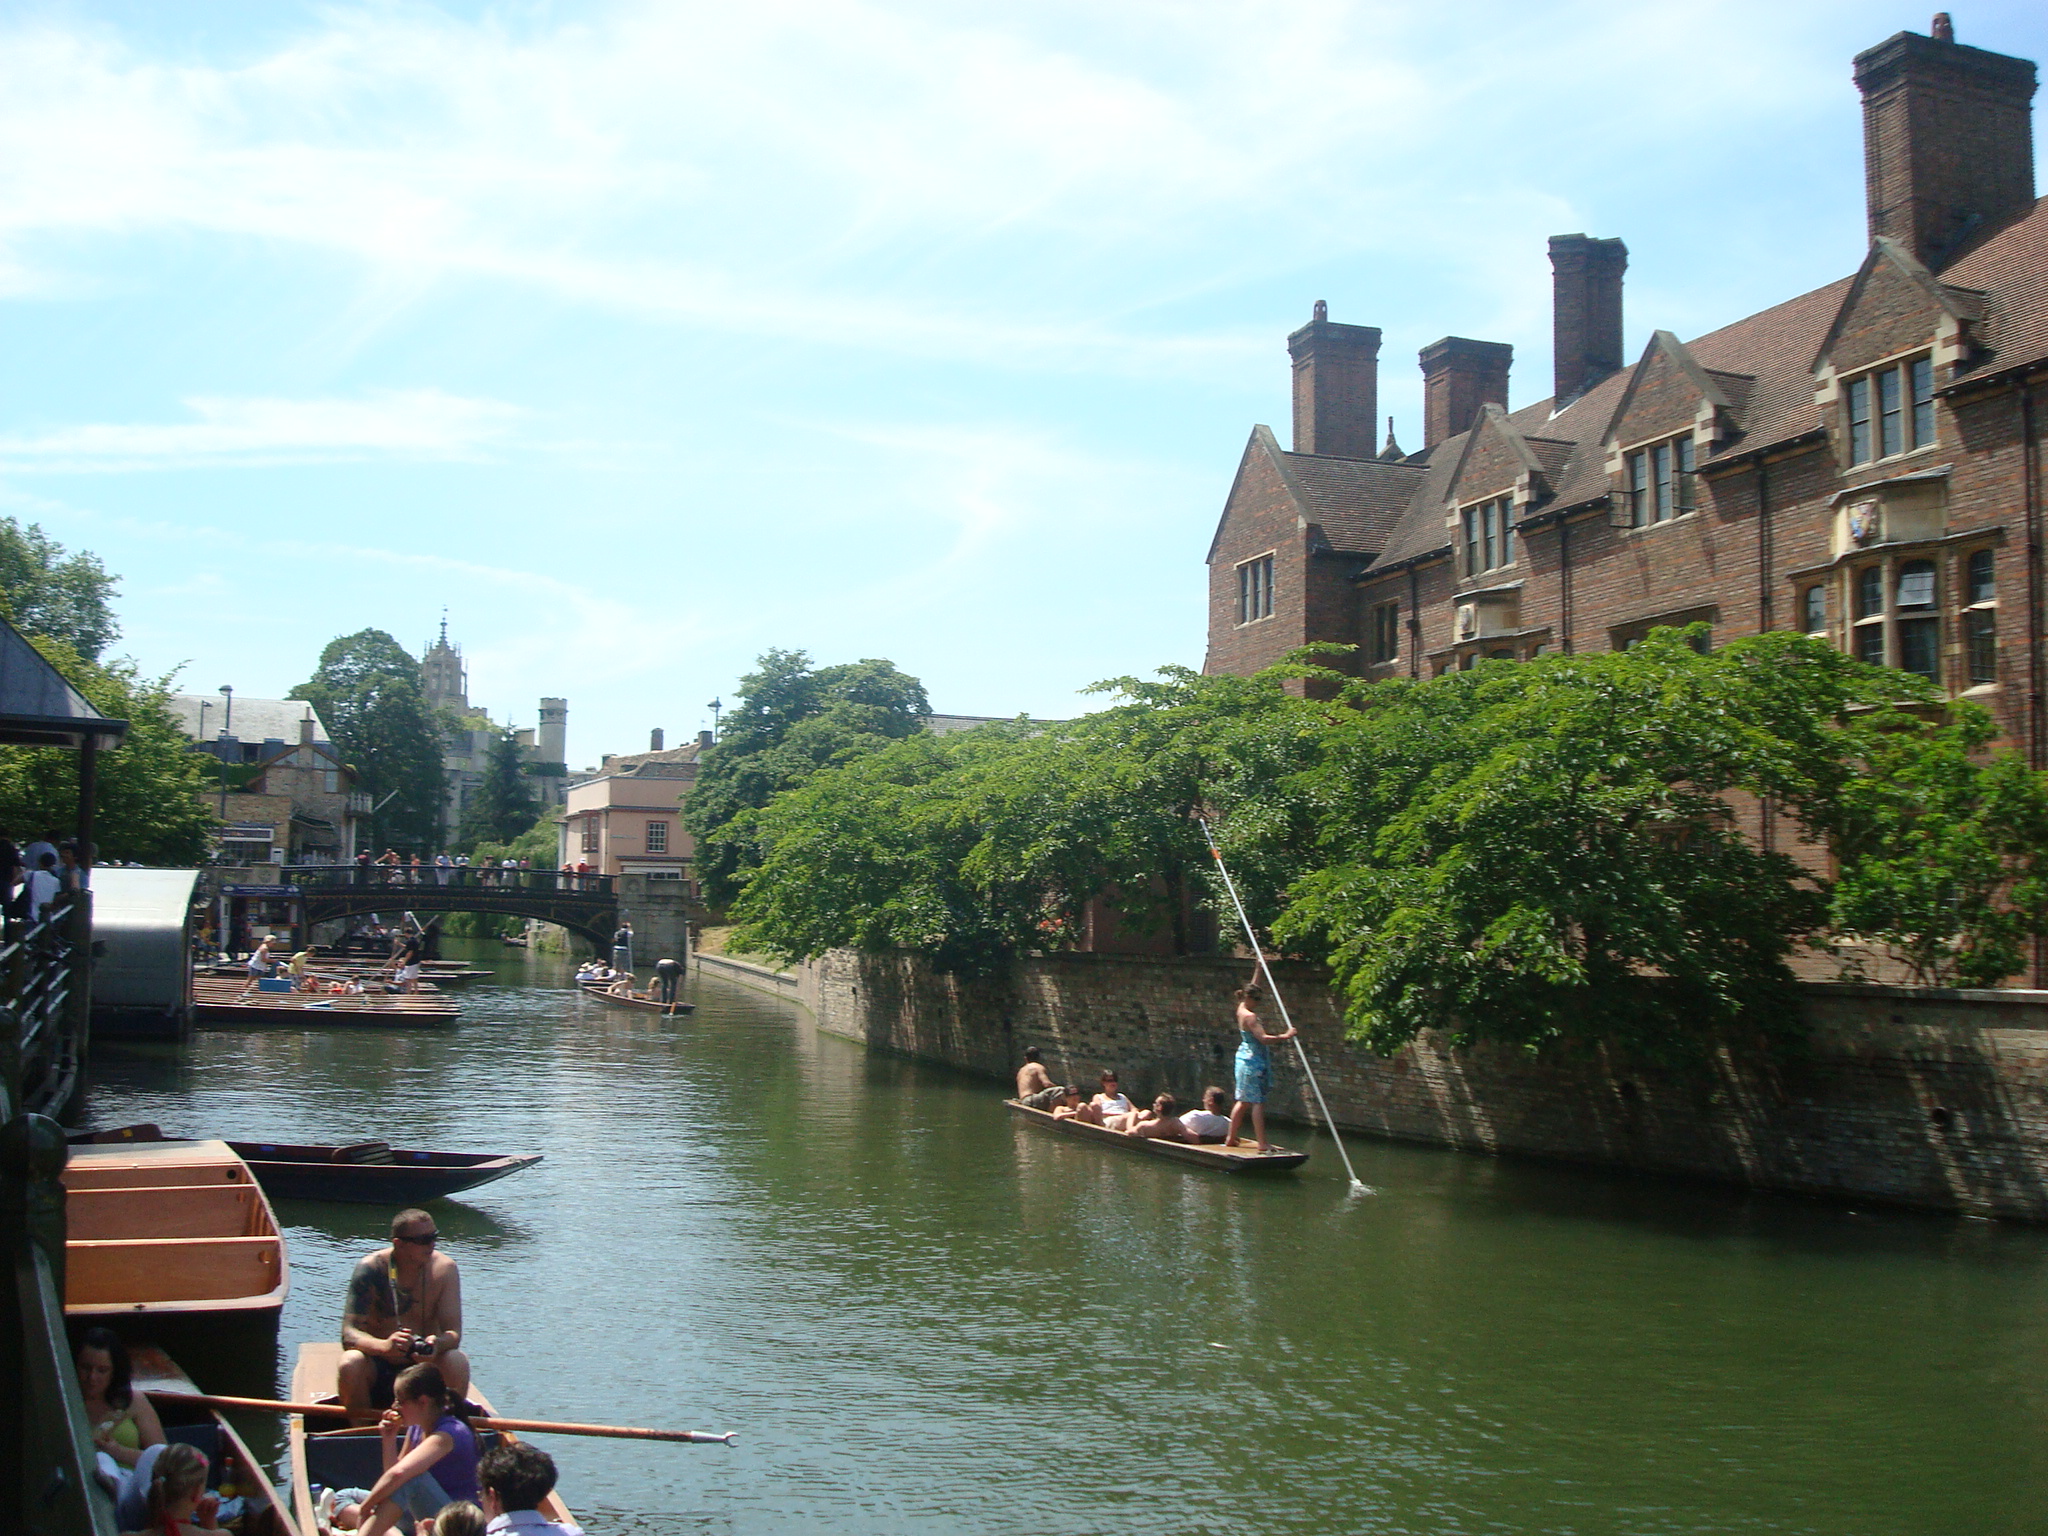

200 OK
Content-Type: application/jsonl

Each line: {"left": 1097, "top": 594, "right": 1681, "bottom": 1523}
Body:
{"left": 1015, "top": 1048, "right": 1064, "bottom": 1110}
{"left": 338, "top": 1209, "right": 470, "bottom": 1425}
{"left": 1124, "top": 1094, "right": 1191, "bottom": 1142}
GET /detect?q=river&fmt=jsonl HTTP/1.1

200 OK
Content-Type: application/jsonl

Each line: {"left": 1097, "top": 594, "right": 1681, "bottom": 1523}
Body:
{"left": 79, "top": 940, "right": 2048, "bottom": 1534}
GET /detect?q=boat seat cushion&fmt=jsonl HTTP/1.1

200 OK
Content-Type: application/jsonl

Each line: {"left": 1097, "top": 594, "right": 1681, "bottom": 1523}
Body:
{"left": 331, "top": 1142, "right": 395, "bottom": 1165}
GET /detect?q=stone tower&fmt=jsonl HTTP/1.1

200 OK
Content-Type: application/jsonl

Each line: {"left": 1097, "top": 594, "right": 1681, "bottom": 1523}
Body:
{"left": 538, "top": 698, "right": 568, "bottom": 765}
{"left": 420, "top": 612, "right": 468, "bottom": 716}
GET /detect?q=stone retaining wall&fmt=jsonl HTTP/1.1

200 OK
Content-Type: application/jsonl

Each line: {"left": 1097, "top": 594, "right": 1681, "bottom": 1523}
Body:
{"left": 795, "top": 948, "right": 2048, "bottom": 1220}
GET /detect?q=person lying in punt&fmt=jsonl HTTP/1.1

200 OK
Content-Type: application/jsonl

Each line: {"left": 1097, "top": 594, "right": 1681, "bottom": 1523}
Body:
{"left": 1108, "top": 1094, "right": 1191, "bottom": 1141}
{"left": 1049, "top": 1086, "right": 1104, "bottom": 1125}
{"left": 1179, "top": 1087, "right": 1232, "bottom": 1143}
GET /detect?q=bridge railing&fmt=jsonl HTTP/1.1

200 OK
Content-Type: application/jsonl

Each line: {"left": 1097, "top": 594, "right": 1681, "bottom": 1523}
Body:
{"left": 286, "top": 865, "right": 615, "bottom": 897}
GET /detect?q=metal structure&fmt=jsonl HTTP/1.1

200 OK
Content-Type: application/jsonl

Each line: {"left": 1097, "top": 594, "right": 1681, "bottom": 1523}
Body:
{"left": 89, "top": 869, "right": 200, "bottom": 1041}
{"left": 287, "top": 865, "right": 622, "bottom": 953}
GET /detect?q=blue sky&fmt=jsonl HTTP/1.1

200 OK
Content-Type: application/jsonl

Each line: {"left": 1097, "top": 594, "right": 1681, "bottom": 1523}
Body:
{"left": 0, "top": 0, "right": 2039, "bottom": 766}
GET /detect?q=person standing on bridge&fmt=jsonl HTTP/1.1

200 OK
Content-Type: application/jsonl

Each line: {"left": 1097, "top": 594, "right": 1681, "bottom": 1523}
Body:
{"left": 612, "top": 920, "right": 633, "bottom": 975}
{"left": 654, "top": 955, "right": 684, "bottom": 1007}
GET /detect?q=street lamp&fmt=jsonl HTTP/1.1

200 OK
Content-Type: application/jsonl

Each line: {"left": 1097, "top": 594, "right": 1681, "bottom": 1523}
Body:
{"left": 218, "top": 685, "right": 234, "bottom": 819}
{"left": 707, "top": 698, "right": 721, "bottom": 739}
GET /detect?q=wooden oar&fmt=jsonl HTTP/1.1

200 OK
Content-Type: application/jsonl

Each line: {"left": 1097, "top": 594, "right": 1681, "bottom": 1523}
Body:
{"left": 147, "top": 1390, "right": 736, "bottom": 1445}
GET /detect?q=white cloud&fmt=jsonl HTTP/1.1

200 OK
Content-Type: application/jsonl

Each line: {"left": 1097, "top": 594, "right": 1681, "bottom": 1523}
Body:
{"left": 0, "top": 390, "right": 526, "bottom": 471}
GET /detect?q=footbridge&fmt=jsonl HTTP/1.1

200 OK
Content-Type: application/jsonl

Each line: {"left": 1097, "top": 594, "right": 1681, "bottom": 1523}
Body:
{"left": 285, "top": 866, "right": 623, "bottom": 953}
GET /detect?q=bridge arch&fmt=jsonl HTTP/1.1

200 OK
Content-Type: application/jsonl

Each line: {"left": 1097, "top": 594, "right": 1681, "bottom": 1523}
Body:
{"left": 287, "top": 869, "right": 620, "bottom": 955}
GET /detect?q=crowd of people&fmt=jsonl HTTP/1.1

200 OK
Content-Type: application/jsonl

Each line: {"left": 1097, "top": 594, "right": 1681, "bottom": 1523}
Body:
{"left": 0, "top": 828, "right": 93, "bottom": 927}
{"left": 1013, "top": 979, "right": 1298, "bottom": 1152}
{"left": 75, "top": 1209, "right": 582, "bottom": 1536}
{"left": 350, "top": 851, "right": 604, "bottom": 890}
{"left": 234, "top": 928, "right": 430, "bottom": 998}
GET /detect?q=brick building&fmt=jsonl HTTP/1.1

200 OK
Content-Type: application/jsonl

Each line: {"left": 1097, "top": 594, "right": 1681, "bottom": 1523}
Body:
{"left": 1205, "top": 19, "right": 2047, "bottom": 767}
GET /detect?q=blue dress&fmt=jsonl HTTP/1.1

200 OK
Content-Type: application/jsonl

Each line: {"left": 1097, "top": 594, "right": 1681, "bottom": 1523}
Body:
{"left": 1234, "top": 1026, "right": 1271, "bottom": 1105}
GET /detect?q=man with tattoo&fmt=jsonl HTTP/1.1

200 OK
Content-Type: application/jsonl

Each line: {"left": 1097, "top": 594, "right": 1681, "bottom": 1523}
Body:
{"left": 337, "top": 1209, "right": 470, "bottom": 1425}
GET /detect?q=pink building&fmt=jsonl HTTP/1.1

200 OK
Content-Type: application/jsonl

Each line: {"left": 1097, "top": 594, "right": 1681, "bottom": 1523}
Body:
{"left": 559, "top": 731, "right": 708, "bottom": 883}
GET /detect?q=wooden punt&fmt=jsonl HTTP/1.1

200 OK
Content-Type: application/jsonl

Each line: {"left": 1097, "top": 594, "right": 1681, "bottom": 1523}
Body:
{"left": 194, "top": 977, "right": 459, "bottom": 1027}
{"left": 130, "top": 1345, "right": 302, "bottom": 1536}
{"left": 290, "top": 1341, "right": 576, "bottom": 1534}
{"left": 578, "top": 980, "right": 694, "bottom": 1015}
{"left": 226, "top": 1140, "right": 542, "bottom": 1204}
{"left": 63, "top": 1140, "right": 290, "bottom": 1320}
{"left": 1005, "top": 1099, "right": 1309, "bottom": 1174}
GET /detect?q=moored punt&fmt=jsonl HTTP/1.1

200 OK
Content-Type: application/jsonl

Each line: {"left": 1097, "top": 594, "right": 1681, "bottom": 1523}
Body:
{"left": 1005, "top": 1099, "right": 1309, "bottom": 1174}
{"left": 290, "top": 1341, "right": 576, "bottom": 1535}
{"left": 226, "top": 1140, "right": 543, "bottom": 1203}
{"left": 194, "top": 977, "right": 459, "bottom": 1026}
{"left": 130, "top": 1346, "right": 302, "bottom": 1536}
{"left": 579, "top": 980, "right": 695, "bottom": 1015}
{"left": 62, "top": 1140, "right": 290, "bottom": 1322}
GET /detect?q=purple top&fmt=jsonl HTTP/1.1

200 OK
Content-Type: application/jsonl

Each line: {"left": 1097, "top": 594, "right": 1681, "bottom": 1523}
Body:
{"left": 406, "top": 1413, "right": 480, "bottom": 1503}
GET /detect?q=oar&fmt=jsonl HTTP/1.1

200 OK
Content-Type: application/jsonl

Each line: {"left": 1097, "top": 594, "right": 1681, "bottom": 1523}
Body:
{"left": 146, "top": 1390, "right": 736, "bottom": 1445}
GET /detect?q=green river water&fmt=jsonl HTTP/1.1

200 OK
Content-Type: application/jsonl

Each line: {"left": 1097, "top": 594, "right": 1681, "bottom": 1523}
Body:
{"left": 79, "top": 940, "right": 2048, "bottom": 1534}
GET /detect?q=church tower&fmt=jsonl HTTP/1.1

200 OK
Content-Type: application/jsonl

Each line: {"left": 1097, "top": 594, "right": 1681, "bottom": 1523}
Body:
{"left": 420, "top": 611, "right": 468, "bottom": 716}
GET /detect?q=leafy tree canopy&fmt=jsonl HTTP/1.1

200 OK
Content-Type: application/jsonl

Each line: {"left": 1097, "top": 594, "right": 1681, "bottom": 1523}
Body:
{"left": 0, "top": 638, "right": 216, "bottom": 865}
{"left": 294, "top": 630, "right": 445, "bottom": 852}
{"left": 454, "top": 729, "right": 539, "bottom": 853}
{"left": 0, "top": 518, "right": 120, "bottom": 660}
{"left": 686, "top": 649, "right": 930, "bottom": 905}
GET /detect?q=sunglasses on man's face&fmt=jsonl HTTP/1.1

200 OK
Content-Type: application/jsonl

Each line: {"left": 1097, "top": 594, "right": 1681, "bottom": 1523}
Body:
{"left": 397, "top": 1231, "right": 438, "bottom": 1245}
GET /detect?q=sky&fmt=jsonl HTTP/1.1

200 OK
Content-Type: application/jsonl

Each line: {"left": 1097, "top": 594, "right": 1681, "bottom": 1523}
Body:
{"left": 0, "top": 0, "right": 2041, "bottom": 768}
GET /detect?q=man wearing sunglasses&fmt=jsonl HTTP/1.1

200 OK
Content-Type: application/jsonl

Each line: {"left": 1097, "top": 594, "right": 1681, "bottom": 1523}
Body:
{"left": 337, "top": 1208, "right": 471, "bottom": 1425}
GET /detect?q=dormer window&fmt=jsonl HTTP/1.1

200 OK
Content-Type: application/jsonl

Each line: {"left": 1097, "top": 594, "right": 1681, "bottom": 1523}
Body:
{"left": 1622, "top": 436, "right": 1695, "bottom": 527}
{"left": 1845, "top": 355, "right": 1934, "bottom": 464}
{"left": 1460, "top": 495, "right": 1515, "bottom": 575}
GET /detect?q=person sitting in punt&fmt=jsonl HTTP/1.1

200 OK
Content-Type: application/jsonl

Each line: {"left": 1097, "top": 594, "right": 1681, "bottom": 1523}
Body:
{"left": 289, "top": 949, "right": 317, "bottom": 991}
{"left": 1089, "top": 1071, "right": 1133, "bottom": 1120}
{"left": 339, "top": 1209, "right": 471, "bottom": 1426}
{"left": 76, "top": 1327, "right": 167, "bottom": 1521}
{"left": 478, "top": 1441, "right": 582, "bottom": 1536}
{"left": 1179, "top": 1087, "right": 1232, "bottom": 1143}
{"left": 419, "top": 1502, "right": 487, "bottom": 1536}
{"left": 1049, "top": 1086, "right": 1103, "bottom": 1125}
{"left": 606, "top": 972, "right": 638, "bottom": 997}
{"left": 118, "top": 1440, "right": 226, "bottom": 1536}
{"left": 329, "top": 1363, "right": 480, "bottom": 1535}
{"left": 1015, "top": 1048, "right": 1064, "bottom": 1110}
{"left": 1123, "top": 1094, "right": 1191, "bottom": 1142}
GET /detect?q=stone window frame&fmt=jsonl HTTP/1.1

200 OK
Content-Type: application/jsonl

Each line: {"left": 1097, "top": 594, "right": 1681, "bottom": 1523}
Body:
{"left": 1458, "top": 494, "right": 1516, "bottom": 576}
{"left": 1235, "top": 551, "right": 1276, "bottom": 626}
{"left": 580, "top": 817, "right": 600, "bottom": 854}
{"left": 1618, "top": 433, "right": 1697, "bottom": 528}
{"left": 1802, "top": 582, "right": 1828, "bottom": 636}
{"left": 646, "top": 820, "right": 670, "bottom": 854}
{"left": 1846, "top": 551, "right": 1944, "bottom": 682}
{"left": 1963, "top": 546, "right": 1998, "bottom": 689}
{"left": 1842, "top": 350, "right": 1936, "bottom": 467}
{"left": 1367, "top": 599, "right": 1400, "bottom": 665}
{"left": 1790, "top": 529, "right": 2003, "bottom": 696}
{"left": 1610, "top": 605, "right": 1716, "bottom": 654}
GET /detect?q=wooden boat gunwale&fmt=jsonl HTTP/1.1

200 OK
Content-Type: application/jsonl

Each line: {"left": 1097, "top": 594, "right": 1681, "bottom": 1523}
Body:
{"left": 289, "top": 1341, "right": 575, "bottom": 1534}
{"left": 1005, "top": 1098, "right": 1308, "bottom": 1174}
{"left": 228, "top": 1141, "right": 544, "bottom": 1204}
{"left": 577, "top": 980, "right": 694, "bottom": 1015}
{"left": 130, "top": 1345, "right": 304, "bottom": 1536}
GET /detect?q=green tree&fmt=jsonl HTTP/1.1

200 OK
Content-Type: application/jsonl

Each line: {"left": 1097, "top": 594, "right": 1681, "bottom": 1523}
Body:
{"left": 1272, "top": 629, "right": 1923, "bottom": 1058}
{"left": 1825, "top": 703, "right": 2048, "bottom": 986}
{"left": 0, "top": 518, "right": 120, "bottom": 660}
{"left": 0, "top": 638, "right": 216, "bottom": 864}
{"left": 455, "top": 729, "right": 539, "bottom": 852}
{"left": 686, "top": 649, "right": 930, "bottom": 905}
{"left": 294, "top": 630, "right": 446, "bottom": 852}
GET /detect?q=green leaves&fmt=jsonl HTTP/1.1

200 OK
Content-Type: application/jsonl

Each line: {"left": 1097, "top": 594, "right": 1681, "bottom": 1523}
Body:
{"left": 456, "top": 729, "right": 539, "bottom": 853}
{"left": 0, "top": 518, "right": 119, "bottom": 661}
{"left": 294, "top": 630, "right": 447, "bottom": 851}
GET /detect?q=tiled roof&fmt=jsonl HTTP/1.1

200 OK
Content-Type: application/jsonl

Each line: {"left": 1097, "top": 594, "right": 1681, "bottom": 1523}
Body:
{"left": 1271, "top": 446, "right": 1427, "bottom": 555}
{"left": 1941, "top": 197, "right": 2048, "bottom": 378}
{"left": 168, "top": 693, "right": 329, "bottom": 746}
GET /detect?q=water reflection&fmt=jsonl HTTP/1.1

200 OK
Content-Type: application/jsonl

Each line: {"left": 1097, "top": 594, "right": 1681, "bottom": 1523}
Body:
{"left": 74, "top": 943, "right": 2048, "bottom": 1535}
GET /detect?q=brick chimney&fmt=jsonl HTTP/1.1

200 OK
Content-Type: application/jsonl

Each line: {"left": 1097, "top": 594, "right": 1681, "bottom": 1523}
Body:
{"left": 649, "top": 727, "right": 664, "bottom": 751}
{"left": 1855, "top": 20, "right": 2037, "bottom": 269}
{"left": 1287, "top": 301, "right": 1382, "bottom": 458}
{"left": 1549, "top": 234, "right": 1627, "bottom": 407}
{"left": 299, "top": 715, "right": 316, "bottom": 745}
{"left": 1420, "top": 337, "right": 1512, "bottom": 448}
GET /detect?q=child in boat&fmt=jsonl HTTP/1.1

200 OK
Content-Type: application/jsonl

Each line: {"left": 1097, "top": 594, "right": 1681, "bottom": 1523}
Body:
{"left": 420, "top": 1503, "right": 486, "bottom": 1536}
{"left": 119, "top": 1441, "right": 226, "bottom": 1536}
{"left": 331, "top": 1363, "right": 480, "bottom": 1535}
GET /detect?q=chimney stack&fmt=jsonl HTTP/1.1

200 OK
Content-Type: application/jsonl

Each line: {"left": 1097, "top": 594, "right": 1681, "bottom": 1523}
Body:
{"left": 650, "top": 727, "right": 664, "bottom": 752}
{"left": 698, "top": 730, "right": 714, "bottom": 751}
{"left": 299, "top": 716, "right": 316, "bottom": 746}
{"left": 1549, "top": 234, "right": 1627, "bottom": 407}
{"left": 1420, "top": 337, "right": 1513, "bottom": 448}
{"left": 1855, "top": 20, "right": 2037, "bottom": 269}
{"left": 1287, "top": 301, "right": 1382, "bottom": 458}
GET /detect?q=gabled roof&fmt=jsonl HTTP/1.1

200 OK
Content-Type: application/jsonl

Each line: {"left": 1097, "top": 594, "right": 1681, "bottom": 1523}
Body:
{"left": 0, "top": 616, "right": 127, "bottom": 749}
{"left": 1206, "top": 425, "right": 1426, "bottom": 563}
{"left": 168, "top": 694, "right": 330, "bottom": 747}
{"left": 1940, "top": 196, "right": 2048, "bottom": 379}
{"left": 1810, "top": 237, "right": 1983, "bottom": 373}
